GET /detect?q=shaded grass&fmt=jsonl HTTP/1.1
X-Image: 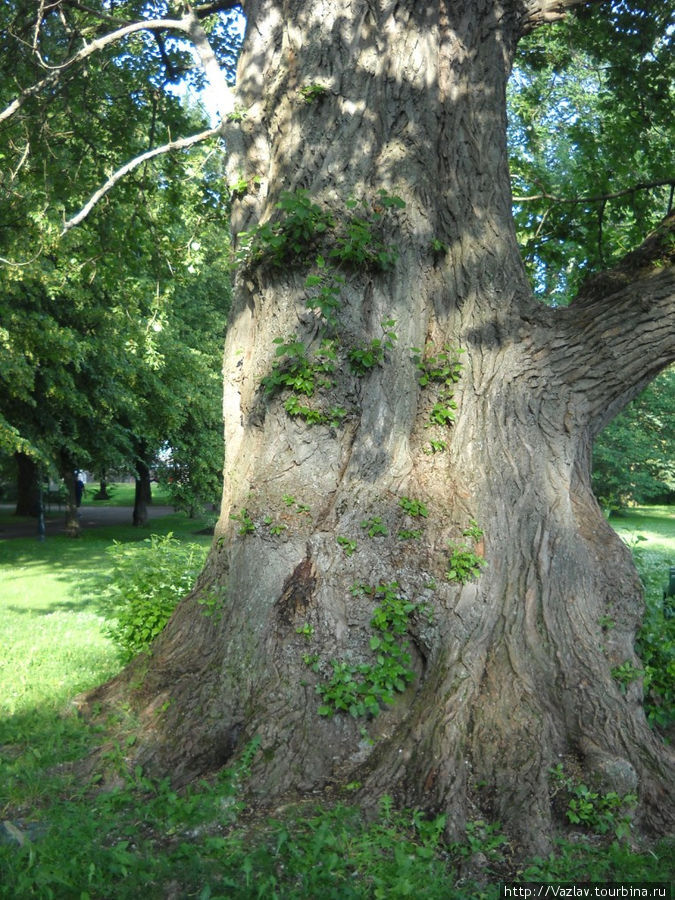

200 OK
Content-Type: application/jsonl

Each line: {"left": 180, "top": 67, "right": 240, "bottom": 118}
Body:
{"left": 607, "top": 507, "right": 675, "bottom": 735}
{"left": 609, "top": 504, "right": 675, "bottom": 554}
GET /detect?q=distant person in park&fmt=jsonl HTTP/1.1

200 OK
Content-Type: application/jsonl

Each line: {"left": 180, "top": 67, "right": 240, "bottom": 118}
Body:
{"left": 75, "top": 476, "right": 84, "bottom": 508}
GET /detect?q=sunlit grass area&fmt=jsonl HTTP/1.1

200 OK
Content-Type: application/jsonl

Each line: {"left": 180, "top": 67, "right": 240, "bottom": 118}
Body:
{"left": 609, "top": 504, "right": 675, "bottom": 554}
{"left": 80, "top": 480, "right": 173, "bottom": 507}
{"left": 0, "top": 513, "right": 213, "bottom": 719}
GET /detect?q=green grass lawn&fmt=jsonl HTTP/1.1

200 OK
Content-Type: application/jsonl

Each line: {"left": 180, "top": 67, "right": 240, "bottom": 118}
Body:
{"left": 0, "top": 506, "right": 672, "bottom": 897}
{"left": 80, "top": 480, "right": 173, "bottom": 507}
{"left": 609, "top": 504, "right": 675, "bottom": 551}
{"left": 0, "top": 512, "right": 213, "bottom": 719}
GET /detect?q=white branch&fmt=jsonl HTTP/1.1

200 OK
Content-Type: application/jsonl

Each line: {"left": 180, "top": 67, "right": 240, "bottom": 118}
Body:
{"left": 185, "top": 8, "right": 237, "bottom": 120}
{"left": 10, "top": 143, "right": 31, "bottom": 182}
{"left": 61, "top": 125, "right": 223, "bottom": 234}
{"left": 1, "top": 17, "right": 189, "bottom": 124}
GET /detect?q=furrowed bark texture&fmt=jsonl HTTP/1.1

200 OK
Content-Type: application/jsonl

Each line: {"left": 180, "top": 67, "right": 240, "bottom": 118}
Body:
{"left": 85, "top": 0, "right": 674, "bottom": 850}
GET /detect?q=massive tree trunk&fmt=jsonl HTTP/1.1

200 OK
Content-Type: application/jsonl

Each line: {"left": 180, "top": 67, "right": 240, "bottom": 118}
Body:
{"left": 85, "top": 0, "right": 675, "bottom": 852}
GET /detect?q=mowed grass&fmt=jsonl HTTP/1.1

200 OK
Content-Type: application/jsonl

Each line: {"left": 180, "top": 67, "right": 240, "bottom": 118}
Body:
{"left": 79, "top": 480, "right": 173, "bottom": 508}
{"left": 609, "top": 505, "right": 674, "bottom": 624}
{"left": 0, "top": 505, "right": 672, "bottom": 897}
{"left": 609, "top": 504, "right": 675, "bottom": 554}
{"left": 0, "top": 508, "right": 214, "bottom": 719}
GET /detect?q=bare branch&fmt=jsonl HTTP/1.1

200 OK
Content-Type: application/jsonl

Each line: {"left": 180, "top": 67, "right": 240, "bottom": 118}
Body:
{"left": 184, "top": 8, "right": 237, "bottom": 119}
{"left": 33, "top": 1, "right": 47, "bottom": 51}
{"left": 0, "top": 249, "right": 43, "bottom": 268}
{"left": 10, "top": 142, "right": 31, "bottom": 182}
{"left": 61, "top": 125, "right": 223, "bottom": 235}
{"left": 512, "top": 178, "right": 675, "bottom": 205}
{"left": 0, "top": 16, "right": 189, "bottom": 124}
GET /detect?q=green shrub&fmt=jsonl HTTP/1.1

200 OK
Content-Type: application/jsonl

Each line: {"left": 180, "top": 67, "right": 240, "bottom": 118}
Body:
{"left": 631, "top": 544, "right": 675, "bottom": 731}
{"left": 103, "top": 533, "right": 207, "bottom": 661}
{"left": 314, "top": 582, "right": 420, "bottom": 719}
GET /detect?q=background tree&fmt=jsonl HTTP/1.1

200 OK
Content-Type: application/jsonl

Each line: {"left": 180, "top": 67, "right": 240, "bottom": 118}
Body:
{"left": 592, "top": 366, "right": 674, "bottom": 510}
{"left": 0, "top": 2, "right": 231, "bottom": 528}
{"left": 508, "top": 5, "right": 674, "bottom": 306}
{"left": 2, "top": 0, "right": 673, "bottom": 856}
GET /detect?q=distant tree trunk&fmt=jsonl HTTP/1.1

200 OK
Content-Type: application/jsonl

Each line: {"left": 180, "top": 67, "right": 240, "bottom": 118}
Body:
{"left": 84, "top": 0, "right": 675, "bottom": 854}
{"left": 94, "top": 473, "right": 111, "bottom": 500}
{"left": 61, "top": 465, "right": 80, "bottom": 538}
{"left": 133, "top": 458, "right": 152, "bottom": 527}
{"left": 14, "top": 452, "right": 39, "bottom": 517}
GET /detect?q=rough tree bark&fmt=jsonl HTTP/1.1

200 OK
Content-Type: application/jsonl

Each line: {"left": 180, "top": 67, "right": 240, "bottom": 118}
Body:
{"left": 85, "top": 0, "right": 674, "bottom": 852}
{"left": 93, "top": 473, "right": 111, "bottom": 501}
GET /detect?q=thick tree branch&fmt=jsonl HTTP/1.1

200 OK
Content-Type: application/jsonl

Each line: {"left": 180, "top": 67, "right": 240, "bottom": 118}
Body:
{"left": 61, "top": 125, "right": 223, "bottom": 234}
{"left": 184, "top": 7, "right": 238, "bottom": 119}
{"left": 559, "top": 214, "right": 675, "bottom": 433}
{"left": 517, "top": 0, "right": 603, "bottom": 34}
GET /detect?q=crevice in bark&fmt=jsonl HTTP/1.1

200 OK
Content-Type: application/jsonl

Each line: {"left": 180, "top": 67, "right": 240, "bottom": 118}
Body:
{"left": 275, "top": 554, "right": 316, "bottom": 627}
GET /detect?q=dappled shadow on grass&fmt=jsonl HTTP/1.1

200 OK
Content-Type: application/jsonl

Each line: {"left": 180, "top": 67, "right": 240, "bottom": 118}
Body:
{"left": 0, "top": 512, "right": 216, "bottom": 619}
{"left": 0, "top": 704, "right": 103, "bottom": 776}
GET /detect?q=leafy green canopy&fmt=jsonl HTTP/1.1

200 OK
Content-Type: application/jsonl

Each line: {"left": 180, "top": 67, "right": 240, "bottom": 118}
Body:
{"left": 592, "top": 366, "right": 674, "bottom": 509}
{"left": 0, "top": 1, "right": 236, "bottom": 487}
{"left": 509, "top": 0, "right": 674, "bottom": 306}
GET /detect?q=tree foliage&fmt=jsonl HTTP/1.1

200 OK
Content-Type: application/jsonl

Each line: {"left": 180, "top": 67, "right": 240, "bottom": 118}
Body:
{"left": 0, "top": 1, "right": 234, "bottom": 496}
{"left": 508, "top": 1, "right": 674, "bottom": 305}
{"left": 592, "top": 366, "right": 674, "bottom": 509}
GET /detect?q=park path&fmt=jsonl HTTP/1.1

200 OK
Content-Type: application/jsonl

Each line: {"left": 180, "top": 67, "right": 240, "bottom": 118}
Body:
{"left": 0, "top": 504, "right": 176, "bottom": 540}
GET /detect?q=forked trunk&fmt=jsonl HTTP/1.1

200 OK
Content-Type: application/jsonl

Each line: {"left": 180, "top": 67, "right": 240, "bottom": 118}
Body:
{"left": 85, "top": 0, "right": 674, "bottom": 851}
